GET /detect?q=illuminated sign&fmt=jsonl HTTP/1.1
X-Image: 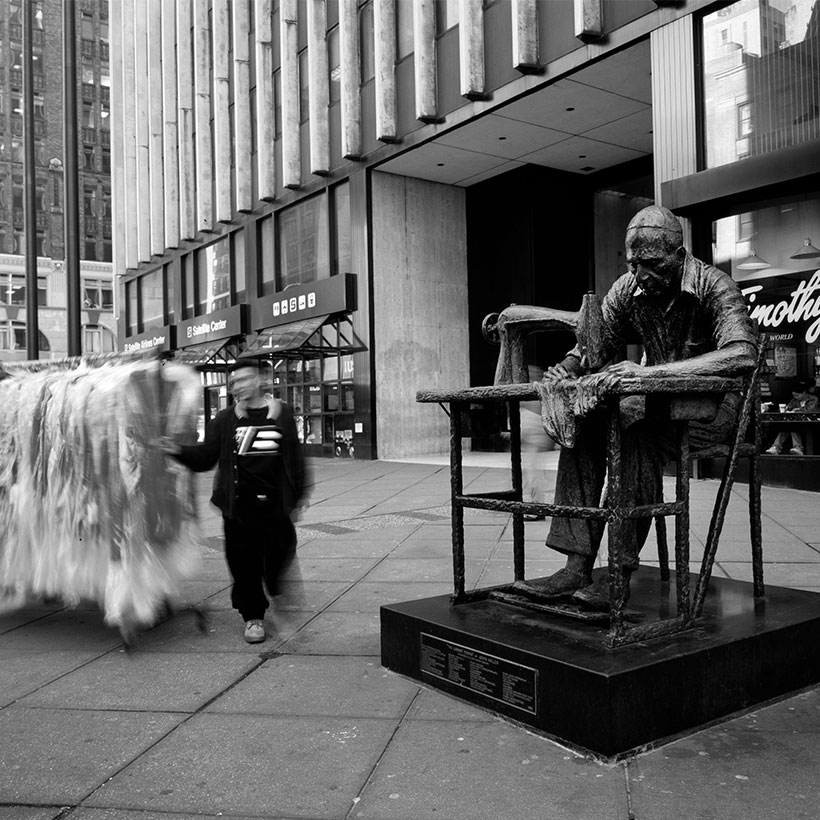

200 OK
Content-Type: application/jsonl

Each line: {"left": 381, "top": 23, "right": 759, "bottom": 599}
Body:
{"left": 742, "top": 269, "right": 820, "bottom": 344}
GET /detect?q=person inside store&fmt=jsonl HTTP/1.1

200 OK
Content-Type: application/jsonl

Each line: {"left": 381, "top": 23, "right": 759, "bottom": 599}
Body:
{"left": 163, "top": 361, "right": 309, "bottom": 643}
{"left": 766, "top": 380, "right": 819, "bottom": 456}
{"left": 529, "top": 205, "right": 758, "bottom": 610}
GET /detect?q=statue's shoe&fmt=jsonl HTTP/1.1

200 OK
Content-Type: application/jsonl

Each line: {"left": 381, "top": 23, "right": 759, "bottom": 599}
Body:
{"left": 572, "top": 572, "right": 631, "bottom": 611}
{"left": 514, "top": 567, "right": 590, "bottom": 598}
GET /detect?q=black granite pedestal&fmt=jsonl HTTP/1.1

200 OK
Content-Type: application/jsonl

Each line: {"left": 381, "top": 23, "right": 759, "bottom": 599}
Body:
{"left": 380, "top": 569, "right": 820, "bottom": 759}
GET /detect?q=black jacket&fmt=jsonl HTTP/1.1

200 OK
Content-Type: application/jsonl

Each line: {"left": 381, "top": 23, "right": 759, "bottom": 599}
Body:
{"left": 176, "top": 399, "right": 308, "bottom": 521}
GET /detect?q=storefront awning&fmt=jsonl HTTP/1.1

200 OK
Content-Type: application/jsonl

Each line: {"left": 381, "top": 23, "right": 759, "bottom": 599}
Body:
{"left": 174, "top": 339, "right": 239, "bottom": 368}
{"left": 240, "top": 314, "right": 365, "bottom": 359}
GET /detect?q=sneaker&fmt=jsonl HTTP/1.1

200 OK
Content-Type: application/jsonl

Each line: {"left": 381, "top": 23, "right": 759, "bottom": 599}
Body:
{"left": 790, "top": 446, "right": 804, "bottom": 455}
{"left": 765, "top": 446, "right": 779, "bottom": 455}
{"left": 244, "top": 619, "right": 266, "bottom": 643}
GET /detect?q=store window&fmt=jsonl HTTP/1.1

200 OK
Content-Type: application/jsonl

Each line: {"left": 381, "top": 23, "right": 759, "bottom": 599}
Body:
{"left": 278, "top": 193, "right": 330, "bottom": 288}
{"left": 711, "top": 190, "right": 820, "bottom": 407}
{"left": 702, "top": 0, "right": 820, "bottom": 169}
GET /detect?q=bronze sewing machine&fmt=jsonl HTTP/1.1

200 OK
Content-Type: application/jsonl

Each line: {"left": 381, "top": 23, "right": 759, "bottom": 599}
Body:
{"left": 481, "top": 292, "right": 606, "bottom": 384}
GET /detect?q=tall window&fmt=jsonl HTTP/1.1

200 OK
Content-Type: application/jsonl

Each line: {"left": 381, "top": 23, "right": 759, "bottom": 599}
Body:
{"left": 140, "top": 269, "right": 164, "bottom": 331}
{"left": 0, "top": 321, "right": 50, "bottom": 351}
{"left": 702, "top": 0, "right": 820, "bottom": 168}
{"left": 278, "top": 194, "right": 329, "bottom": 289}
{"left": 196, "top": 237, "right": 232, "bottom": 313}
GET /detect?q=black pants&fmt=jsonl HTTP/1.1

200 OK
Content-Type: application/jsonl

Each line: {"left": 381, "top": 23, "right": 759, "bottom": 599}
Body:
{"left": 223, "top": 497, "right": 296, "bottom": 621}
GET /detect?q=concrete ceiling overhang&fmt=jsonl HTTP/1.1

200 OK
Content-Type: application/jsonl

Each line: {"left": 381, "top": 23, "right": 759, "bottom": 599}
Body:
{"left": 378, "top": 40, "right": 653, "bottom": 186}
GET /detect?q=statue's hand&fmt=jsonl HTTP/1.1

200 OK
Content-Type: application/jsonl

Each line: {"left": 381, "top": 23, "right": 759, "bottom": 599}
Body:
{"left": 542, "top": 363, "right": 576, "bottom": 383}
{"left": 603, "top": 360, "right": 646, "bottom": 380}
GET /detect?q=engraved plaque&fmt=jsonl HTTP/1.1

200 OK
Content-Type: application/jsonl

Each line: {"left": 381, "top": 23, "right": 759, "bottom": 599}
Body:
{"left": 420, "top": 633, "right": 538, "bottom": 715}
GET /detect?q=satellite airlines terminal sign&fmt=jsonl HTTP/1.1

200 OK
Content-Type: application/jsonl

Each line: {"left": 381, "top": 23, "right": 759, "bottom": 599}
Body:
{"left": 177, "top": 304, "right": 247, "bottom": 347}
{"left": 741, "top": 269, "right": 820, "bottom": 343}
{"left": 250, "top": 273, "right": 357, "bottom": 330}
{"left": 122, "top": 325, "right": 175, "bottom": 353}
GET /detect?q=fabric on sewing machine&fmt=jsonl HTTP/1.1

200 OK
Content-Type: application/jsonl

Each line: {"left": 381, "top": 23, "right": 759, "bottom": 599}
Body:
{"left": 534, "top": 375, "right": 609, "bottom": 447}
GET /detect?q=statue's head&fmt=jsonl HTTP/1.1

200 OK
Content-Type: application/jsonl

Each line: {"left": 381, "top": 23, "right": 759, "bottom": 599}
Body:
{"left": 625, "top": 206, "right": 686, "bottom": 298}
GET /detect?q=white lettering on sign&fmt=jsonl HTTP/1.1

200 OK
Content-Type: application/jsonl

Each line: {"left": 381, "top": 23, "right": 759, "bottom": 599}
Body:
{"left": 124, "top": 335, "right": 167, "bottom": 353}
{"left": 271, "top": 291, "right": 318, "bottom": 320}
{"left": 743, "top": 270, "right": 820, "bottom": 344}
{"left": 187, "top": 318, "right": 228, "bottom": 339}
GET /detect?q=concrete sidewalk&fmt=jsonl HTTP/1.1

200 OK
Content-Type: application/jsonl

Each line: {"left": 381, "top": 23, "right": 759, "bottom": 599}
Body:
{"left": 2, "top": 455, "right": 820, "bottom": 820}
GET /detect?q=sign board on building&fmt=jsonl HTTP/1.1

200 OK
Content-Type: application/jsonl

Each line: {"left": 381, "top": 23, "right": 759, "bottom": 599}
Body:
{"left": 177, "top": 304, "right": 248, "bottom": 347}
{"left": 741, "top": 269, "right": 820, "bottom": 345}
{"left": 122, "top": 325, "right": 176, "bottom": 354}
{"left": 250, "top": 274, "right": 357, "bottom": 330}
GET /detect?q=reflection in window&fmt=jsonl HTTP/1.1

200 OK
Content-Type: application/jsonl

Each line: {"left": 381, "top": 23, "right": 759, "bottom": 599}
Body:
{"left": 140, "top": 269, "right": 164, "bottom": 331}
{"left": 278, "top": 195, "right": 330, "bottom": 288}
{"left": 702, "top": 0, "right": 820, "bottom": 168}
{"left": 82, "top": 278, "right": 114, "bottom": 310}
{"left": 196, "top": 237, "right": 231, "bottom": 313}
{"left": 332, "top": 181, "right": 351, "bottom": 275}
{"left": 328, "top": 26, "right": 340, "bottom": 104}
{"left": 0, "top": 321, "right": 50, "bottom": 351}
{"left": 0, "top": 274, "right": 46, "bottom": 306}
{"left": 83, "top": 324, "right": 116, "bottom": 354}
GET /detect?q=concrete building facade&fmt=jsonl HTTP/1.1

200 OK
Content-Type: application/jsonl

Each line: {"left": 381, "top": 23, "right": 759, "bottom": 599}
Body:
{"left": 110, "top": 0, "right": 820, "bottom": 480}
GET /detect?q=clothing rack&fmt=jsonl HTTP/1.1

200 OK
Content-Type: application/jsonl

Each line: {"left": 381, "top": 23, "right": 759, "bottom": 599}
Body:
{"left": 0, "top": 349, "right": 159, "bottom": 373}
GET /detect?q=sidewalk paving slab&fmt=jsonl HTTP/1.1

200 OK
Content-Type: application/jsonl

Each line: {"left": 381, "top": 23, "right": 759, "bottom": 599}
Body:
{"left": 83, "top": 714, "right": 399, "bottom": 818}
{"left": 0, "top": 707, "right": 184, "bottom": 805}
{"left": 206, "top": 655, "right": 419, "bottom": 718}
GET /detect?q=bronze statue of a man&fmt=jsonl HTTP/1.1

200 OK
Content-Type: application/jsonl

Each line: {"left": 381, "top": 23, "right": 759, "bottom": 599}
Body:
{"left": 535, "top": 205, "right": 758, "bottom": 608}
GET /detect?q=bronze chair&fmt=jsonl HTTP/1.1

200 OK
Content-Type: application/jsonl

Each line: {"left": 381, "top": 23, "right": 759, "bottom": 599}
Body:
{"left": 653, "top": 332, "right": 767, "bottom": 617}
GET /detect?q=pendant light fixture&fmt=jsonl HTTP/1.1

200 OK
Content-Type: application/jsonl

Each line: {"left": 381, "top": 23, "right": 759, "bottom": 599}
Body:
{"left": 736, "top": 249, "right": 771, "bottom": 270}
{"left": 789, "top": 237, "right": 820, "bottom": 260}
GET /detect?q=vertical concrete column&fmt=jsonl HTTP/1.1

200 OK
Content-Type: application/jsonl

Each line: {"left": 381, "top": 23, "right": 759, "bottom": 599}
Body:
{"left": 574, "top": 0, "right": 603, "bottom": 42}
{"left": 194, "top": 0, "right": 214, "bottom": 232}
{"left": 651, "top": 17, "right": 697, "bottom": 246}
{"left": 412, "top": 0, "right": 438, "bottom": 123}
{"left": 110, "top": 0, "right": 127, "bottom": 275}
{"left": 280, "top": 0, "right": 301, "bottom": 189}
{"left": 213, "top": 0, "right": 232, "bottom": 223}
{"left": 458, "top": 0, "right": 485, "bottom": 100}
{"left": 177, "top": 0, "right": 197, "bottom": 240}
{"left": 371, "top": 172, "right": 470, "bottom": 458}
{"left": 233, "top": 0, "right": 253, "bottom": 211}
{"left": 339, "top": 0, "right": 362, "bottom": 158}
{"left": 373, "top": 0, "right": 396, "bottom": 143}
{"left": 511, "top": 0, "right": 540, "bottom": 72}
{"left": 147, "top": 0, "right": 165, "bottom": 256}
{"left": 254, "top": 0, "right": 277, "bottom": 201}
{"left": 121, "top": 0, "right": 138, "bottom": 269}
{"left": 161, "top": 0, "right": 179, "bottom": 248}
{"left": 306, "top": 0, "right": 330, "bottom": 174}
{"left": 134, "top": 0, "right": 152, "bottom": 261}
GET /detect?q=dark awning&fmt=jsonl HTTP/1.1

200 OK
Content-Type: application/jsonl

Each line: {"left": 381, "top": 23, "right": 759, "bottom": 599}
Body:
{"left": 240, "top": 314, "right": 365, "bottom": 359}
